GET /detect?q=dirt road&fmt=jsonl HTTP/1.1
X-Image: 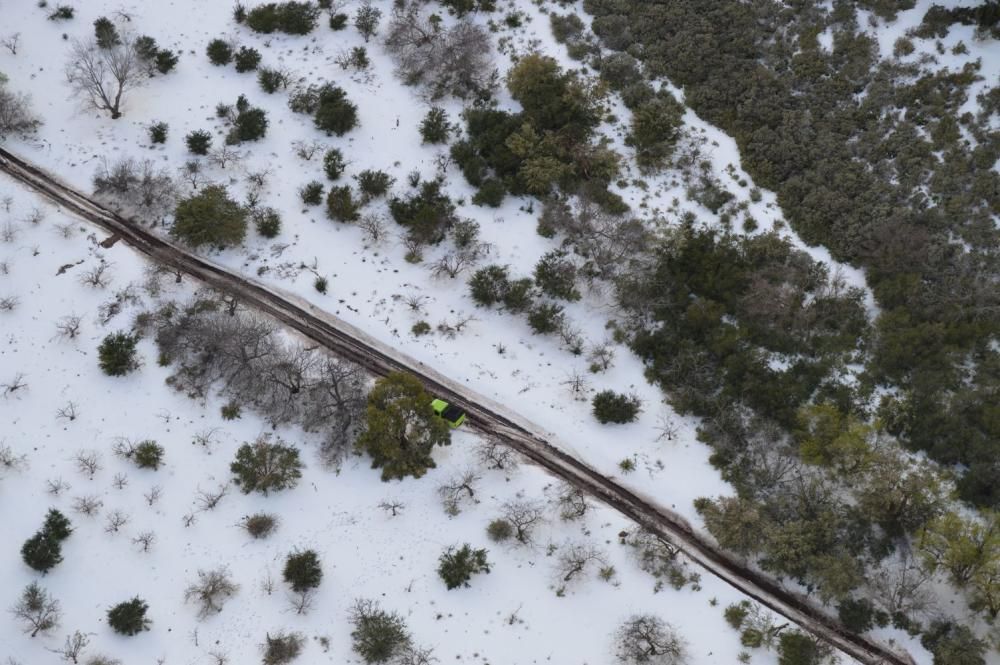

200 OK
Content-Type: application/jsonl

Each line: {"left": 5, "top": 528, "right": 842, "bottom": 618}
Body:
{"left": 0, "top": 147, "right": 913, "bottom": 665}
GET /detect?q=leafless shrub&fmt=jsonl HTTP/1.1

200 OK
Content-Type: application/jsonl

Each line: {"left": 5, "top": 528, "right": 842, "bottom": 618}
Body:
{"left": 429, "top": 252, "right": 475, "bottom": 279}
{"left": 46, "top": 477, "right": 71, "bottom": 496}
{"left": 48, "top": 630, "right": 90, "bottom": 663}
{"left": 558, "top": 323, "right": 585, "bottom": 355}
{"left": 54, "top": 222, "right": 77, "bottom": 239}
{"left": 207, "top": 650, "right": 229, "bottom": 665}
{"left": 93, "top": 157, "right": 176, "bottom": 218}
{"left": 623, "top": 530, "right": 683, "bottom": 585}
{"left": 0, "top": 259, "right": 9, "bottom": 274}
{"left": 73, "top": 450, "right": 101, "bottom": 478}
{"left": 79, "top": 262, "right": 112, "bottom": 289}
{"left": 0, "top": 295, "right": 20, "bottom": 311}
{"left": 1, "top": 33, "right": 21, "bottom": 56}
{"left": 436, "top": 313, "right": 476, "bottom": 339}
{"left": 1, "top": 372, "right": 28, "bottom": 398}
{"left": 402, "top": 293, "right": 427, "bottom": 313}
{"left": 11, "top": 582, "right": 60, "bottom": 637}
{"left": 378, "top": 499, "right": 405, "bottom": 517}
{"left": 111, "top": 473, "right": 128, "bottom": 490}
{"left": 0, "top": 83, "right": 40, "bottom": 139}
{"left": 437, "top": 469, "right": 481, "bottom": 516}
{"left": 288, "top": 588, "right": 317, "bottom": 615}
{"left": 72, "top": 495, "right": 103, "bottom": 516}
{"left": 183, "top": 512, "right": 198, "bottom": 528}
{"left": 292, "top": 139, "right": 324, "bottom": 161}
{"left": 554, "top": 483, "right": 589, "bottom": 521}
{"left": 24, "top": 207, "right": 45, "bottom": 225}
{"left": 132, "top": 530, "right": 156, "bottom": 553}
{"left": 104, "top": 510, "right": 129, "bottom": 534}
{"left": 476, "top": 438, "right": 518, "bottom": 472}
{"left": 65, "top": 35, "right": 147, "bottom": 119}
{"left": 397, "top": 646, "right": 437, "bottom": 665}
{"left": 143, "top": 485, "right": 163, "bottom": 506}
{"left": 192, "top": 427, "right": 222, "bottom": 453}
{"left": 55, "top": 402, "right": 79, "bottom": 422}
{"left": 501, "top": 500, "right": 544, "bottom": 545}
{"left": 556, "top": 542, "right": 607, "bottom": 583}
{"left": 385, "top": 2, "right": 497, "bottom": 100}
{"left": 654, "top": 413, "right": 679, "bottom": 442}
{"left": 55, "top": 315, "right": 83, "bottom": 340}
{"left": 0, "top": 221, "right": 18, "bottom": 243}
{"left": 260, "top": 571, "right": 276, "bottom": 596}
{"left": 209, "top": 145, "right": 245, "bottom": 170}
{"left": 195, "top": 483, "right": 229, "bottom": 511}
{"left": 869, "top": 554, "right": 933, "bottom": 616}
{"left": 587, "top": 341, "right": 615, "bottom": 373}
{"left": 358, "top": 212, "right": 389, "bottom": 245}
{"left": 561, "top": 370, "right": 590, "bottom": 401}
{"left": 184, "top": 568, "right": 239, "bottom": 619}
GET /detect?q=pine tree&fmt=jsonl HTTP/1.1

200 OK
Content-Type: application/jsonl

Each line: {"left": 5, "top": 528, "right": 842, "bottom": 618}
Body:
{"left": 437, "top": 544, "right": 490, "bottom": 589}
{"left": 283, "top": 549, "right": 322, "bottom": 592}
{"left": 230, "top": 436, "right": 303, "bottom": 495}
{"left": 107, "top": 597, "right": 151, "bottom": 636}
{"left": 355, "top": 373, "right": 451, "bottom": 481}
{"left": 98, "top": 332, "right": 140, "bottom": 376}
{"left": 43, "top": 509, "right": 73, "bottom": 541}
{"left": 21, "top": 532, "right": 63, "bottom": 574}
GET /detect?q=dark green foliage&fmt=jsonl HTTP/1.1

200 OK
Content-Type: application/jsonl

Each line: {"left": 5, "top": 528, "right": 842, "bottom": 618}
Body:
{"left": 354, "top": 1, "right": 382, "bottom": 42}
{"left": 723, "top": 602, "right": 749, "bottom": 629}
{"left": 486, "top": 518, "right": 513, "bottom": 542}
{"left": 592, "top": 390, "right": 641, "bottom": 424}
{"left": 258, "top": 67, "right": 289, "bottom": 93}
{"left": 469, "top": 264, "right": 510, "bottom": 306}
{"left": 411, "top": 321, "right": 431, "bottom": 336}
{"left": 98, "top": 332, "right": 140, "bottom": 376}
{"left": 326, "top": 185, "right": 360, "bottom": 223}
{"left": 283, "top": 549, "right": 322, "bottom": 592}
{"left": 233, "top": 2, "right": 247, "bottom": 23}
{"left": 154, "top": 49, "right": 179, "bottom": 74}
{"left": 329, "top": 12, "right": 348, "bottom": 30}
{"left": 921, "top": 621, "right": 987, "bottom": 665}
{"left": 533, "top": 250, "right": 580, "bottom": 301}
{"left": 226, "top": 95, "right": 268, "bottom": 143}
{"left": 440, "top": 0, "right": 496, "bottom": 16}
{"left": 313, "top": 84, "right": 358, "bottom": 136}
{"left": 355, "top": 170, "right": 395, "bottom": 201}
{"left": 253, "top": 207, "right": 282, "bottom": 238}
{"left": 233, "top": 46, "right": 262, "bottom": 72}
{"left": 598, "top": 52, "right": 642, "bottom": 91}
{"left": 262, "top": 631, "right": 304, "bottom": 665}
{"left": 21, "top": 532, "right": 62, "bottom": 574}
{"left": 47, "top": 5, "right": 74, "bottom": 20}
{"left": 626, "top": 94, "right": 684, "bottom": 173}
{"left": 299, "top": 181, "right": 324, "bottom": 205}
{"left": 134, "top": 440, "right": 165, "bottom": 470}
{"left": 777, "top": 631, "right": 831, "bottom": 665}
{"left": 185, "top": 129, "right": 212, "bottom": 155}
{"left": 355, "top": 372, "right": 450, "bottom": 481}
{"left": 314, "top": 276, "right": 328, "bottom": 294}
{"left": 438, "top": 544, "right": 490, "bottom": 589}
{"left": 107, "top": 597, "right": 151, "bottom": 636}
{"left": 472, "top": 178, "right": 505, "bottom": 207}
{"left": 206, "top": 38, "right": 233, "bottom": 65}
{"left": 527, "top": 302, "right": 564, "bottom": 335}
{"left": 135, "top": 35, "right": 159, "bottom": 62}
{"left": 388, "top": 180, "right": 457, "bottom": 244}
{"left": 43, "top": 509, "right": 73, "bottom": 542}
{"left": 243, "top": 512, "right": 278, "bottom": 538}
{"left": 549, "top": 12, "right": 585, "bottom": 43}
{"left": 419, "top": 107, "right": 452, "bottom": 144}
{"left": 503, "top": 278, "right": 535, "bottom": 313}
{"left": 349, "top": 599, "right": 412, "bottom": 664}
{"left": 246, "top": 1, "right": 320, "bottom": 35}
{"left": 93, "top": 17, "right": 120, "bottom": 49}
{"left": 323, "top": 148, "right": 346, "bottom": 180}
{"left": 837, "top": 597, "right": 874, "bottom": 634}
{"left": 230, "top": 436, "right": 303, "bottom": 495}
{"left": 148, "top": 121, "right": 168, "bottom": 144}
{"left": 172, "top": 185, "right": 247, "bottom": 248}
{"left": 221, "top": 401, "right": 242, "bottom": 420}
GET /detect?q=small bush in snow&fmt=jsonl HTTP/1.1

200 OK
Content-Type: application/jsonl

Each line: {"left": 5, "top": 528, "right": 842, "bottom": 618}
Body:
{"left": 314, "top": 276, "right": 328, "bottom": 294}
{"left": 299, "top": 181, "right": 324, "bottom": 205}
{"left": 527, "top": 302, "right": 565, "bottom": 335}
{"left": 133, "top": 440, "right": 165, "bottom": 470}
{"left": 206, "top": 38, "right": 233, "bottom": 65}
{"left": 107, "top": 597, "right": 151, "bottom": 636}
{"left": 247, "top": 1, "right": 320, "bottom": 35}
{"left": 486, "top": 518, "right": 513, "bottom": 542}
{"left": 252, "top": 207, "right": 282, "bottom": 238}
{"left": 172, "top": 185, "right": 247, "bottom": 248}
{"left": 242, "top": 512, "right": 279, "bottom": 538}
{"left": 98, "top": 332, "right": 140, "bottom": 376}
{"left": 230, "top": 435, "right": 303, "bottom": 495}
{"left": 225, "top": 95, "right": 268, "bottom": 144}
{"left": 355, "top": 170, "right": 395, "bottom": 201}
{"left": 437, "top": 544, "right": 490, "bottom": 589}
{"left": 329, "top": 12, "right": 348, "bottom": 30}
{"left": 468, "top": 264, "right": 510, "bottom": 307}
{"left": 262, "top": 631, "right": 304, "bottom": 665}
{"left": 184, "top": 568, "right": 239, "bottom": 619}
{"left": 322, "top": 148, "right": 346, "bottom": 180}
{"left": 354, "top": 1, "right": 382, "bottom": 42}
{"left": 533, "top": 250, "right": 580, "bottom": 301}
{"left": 93, "top": 17, "right": 121, "bottom": 50}
{"left": 185, "top": 129, "right": 212, "bottom": 155}
{"left": 419, "top": 107, "right": 452, "bottom": 144}
{"left": 48, "top": 5, "right": 75, "bottom": 20}
{"left": 44, "top": 509, "right": 74, "bottom": 541}
{"left": 592, "top": 390, "right": 642, "bottom": 424}
{"left": 472, "top": 178, "right": 505, "bottom": 208}
{"left": 349, "top": 598, "right": 412, "bottom": 664}
{"left": 11, "top": 582, "right": 61, "bottom": 636}
{"left": 0, "top": 79, "right": 41, "bottom": 139}
{"left": 326, "top": 185, "right": 360, "bottom": 223}
{"left": 314, "top": 84, "right": 358, "bottom": 136}
{"left": 258, "top": 67, "right": 290, "bottom": 93}
{"left": 283, "top": 549, "right": 322, "bottom": 592}
{"left": 147, "top": 121, "right": 168, "bottom": 144}
{"left": 21, "top": 531, "right": 63, "bottom": 573}
{"left": 233, "top": 46, "right": 262, "bottom": 72}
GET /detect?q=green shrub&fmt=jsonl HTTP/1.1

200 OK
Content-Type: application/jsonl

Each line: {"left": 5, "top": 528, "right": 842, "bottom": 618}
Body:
{"left": 263, "top": 632, "right": 304, "bottom": 665}
{"left": 472, "top": 178, "right": 505, "bottom": 207}
{"left": 246, "top": 1, "right": 320, "bottom": 34}
{"left": 107, "top": 597, "right": 151, "bottom": 636}
{"left": 411, "top": 321, "right": 431, "bottom": 336}
{"left": 388, "top": 180, "right": 457, "bottom": 244}
{"left": 326, "top": 185, "right": 360, "bottom": 222}
{"left": 527, "top": 302, "right": 564, "bottom": 335}
{"left": 98, "top": 332, "right": 140, "bottom": 376}
{"left": 469, "top": 264, "right": 510, "bottom": 306}
{"left": 329, "top": 12, "right": 348, "bottom": 29}
{"left": 283, "top": 549, "right": 322, "bottom": 592}
{"left": 550, "top": 12, "right": 585, "bottom": 43}
{"left": 533, "top": 250, "right": 580, "bottom": 301}
{"left": 21, "top": 532, "right": 63, "bottom": 573}
{"left": 233, "top": 46, "right": 262, "bottom": 72}
{"left": 230, "top": 436, "right": 303, "bottom": 495}
{"left": 503, "top": 278, "right": 534, "bottom": 313}
{"left": 172, "top": 185, "right": 247, "bottom": 248}
{"left": 355, "top": 169, "right": 395, "bottom": 201}
{"left": 206, "top": 38, "right": 233, "bottom": 65}
{"left": 419, "top": 107, "right": 452, "bottom": 144}
{"left": 226, "top": 95, "right": 268, "bottom": 143}
{"left": 723, "top": 602, "right": 750, "bottom": 630}
{"left": 349, "top": 599, "right": 412, "bottom": 664}
{"left": 253, "top": 207, "right": 282, "bottom": 238}
{"left": 438, "top": 544, "right": 490, "bottom": 589}
{"left": 314, "top": 276, "right": 328, "bottom": 293}
{"left": 300, "top": 181, "right": 324, "bottom": 205}
{"left": 43, "top": 509, "right": 73, "bottom": 542}
{"left": 257, "top": 67, "right": 288, "bottom": 93}
{"left": 486, "top": 518, "right": 513, "bottom": 542}
{"left": 185, "top": 129, "right": 212, "bottom": 155}
{"left": 323, "top": 148, "right": 346, "bottom": 180}
{"left": 154, "top": 49, "right": 179, "bottom": 74}
{"left": 148, "top": 121, "right": 168, "bottom": 144}
{"left": 134, "top": 440, "right": 165, "bottom": 470}
{"left": 313, "top": 84, "right": 358, "bottom": 136}
{"left": 592, "top": 390, "right": 641, "bottom": 424}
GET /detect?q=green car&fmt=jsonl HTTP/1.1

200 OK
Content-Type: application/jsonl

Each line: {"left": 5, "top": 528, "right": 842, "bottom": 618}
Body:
{"left": 431, "top": 398, "right": 467, "bottom": 429}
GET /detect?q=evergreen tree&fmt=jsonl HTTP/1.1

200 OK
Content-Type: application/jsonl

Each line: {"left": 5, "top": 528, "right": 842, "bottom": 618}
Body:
{"left": 93, "top": 17, "right": 121, "bottom": 49}
{"left": 323, "top": 148, "right": 346, "bottom": 180}
{"left": 592, "top": 390, "right": 642, "bottom": 424}
{"left": 171, "top": 185, "right": 247, "bottom": 248}
{"left": 185, "top": 129, "right": 212, "bottom": 155}
{"left": 43, "top": 509, "right": 73, "bottom": 541}
{"left": 106, "top": 597, "right": 151, "bottom": 636}
{"left": 283, "top": 549, "right": 322, "bottom": 592}
{"left": 21, "top": 532, "right": 62, "bottom": 574}
{"left": 206, "top": 38, "right": 233, "bottom": 65}
{"left": 419, "top": 107, "right": 452, "bottom": 144}
{"left": 313, "top": 84, "right": 358, "bottom": 136}
{"left": 355, "top": 372, "right": 450, "bottom": 480}
{"left": 98, "top": 332, "right": 140, "bottom": 376}
{"left": 437, "top": 544, "right": 490, "bottom": 589}
{"left": 230, "top": 436, "right": 303, "bottom": 495}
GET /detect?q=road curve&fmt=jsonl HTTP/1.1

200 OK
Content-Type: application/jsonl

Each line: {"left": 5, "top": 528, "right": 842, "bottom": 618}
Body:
{"left": 0, "top": 147, "right": 913, "bottom": 665}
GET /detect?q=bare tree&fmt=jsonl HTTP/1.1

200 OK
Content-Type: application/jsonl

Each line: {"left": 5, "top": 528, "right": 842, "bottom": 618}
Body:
{"left": 65, "top": 35, "right": 146, "bottom": 119}
{"left": 143, "top": 485, "right": 163, "bottom": 506}
{"left": 71, "top": 495, "right": 103, "bottom": 516}
{"left": 55, "top": 315, "right": 83, "bottom": 340}
{"left": 79, "top": 262, "right": 112, "bottom": 289}
{"left": 476, "top": 438, "right": 518, "bottom": 471}
{"left": 556, "top": 542, "right": 607, "bottom": 583}
{"left": 192, "top": 428, "right": 222, "bottom": 453}
{"left": 554, "top": 483, "right": 589, "bottom": 521}
{"left": 1, "top": 33, "right": 20, "bottom": 56}
{"left": 292, "top": 139, "right": 324, "bottom": 161}
{"left": 10, "top": 582, "right": 60, "bottom": 637}
{"left": 207, "top": 650, "right": 229, "bottom": 665}
{"left": 358, "top": 212, "right": 389, "bottom": 245}
{"left": 47, "top": 630, "right": 89, "bottom": 664}
{"left": 0, "top": 295, "right": 19, "bottom": 311}
{"left": 615, "top": 615, "right": 687, "bottom": 665}
{"left": 194, "top": 483, "right": 229, "bottom": 511}
{"left": 561, "top": 369, "right": 590, "bottom": 401}
{"left": 132, "top": 531, "right": 156, "bottom": 553}
{"left": 501, "top": 500, "right": 544, "bottom": 545}
{"left": 72, "top": 450, "right": 101, "bottom": 478}
{"left": 0, "top": 81, "right": 40, "bottom": 139}
{"left": 869, "top": 554, "right": 933, "bottom": 616}
{"left": 104, "top": 510, "right": 129, "bottom": 534}
{"left": 1, "top": 372, "right": 28, "bottom": 398}
{"left": 111, "top": 473, "right": 128, "bottom": 490}
{"left": 587, "top": 340, "right": 616, "bottom": 373}
{"left": 184, "top": 568, "right": 239, "bottom": 619}
{"left": 288, "top": 588, "right": 317, "bottom": 615}
{"left": 429, "top": 252, "right": 475, "bottom": 279}
{"left": 437, "top": 469, "right": 481, "bottom": 515}
{"left": 378, "top": 499, "right": 405, "bottom": 517}
{"left": 209, "top": 144, "right": 245, "bottom": 170}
